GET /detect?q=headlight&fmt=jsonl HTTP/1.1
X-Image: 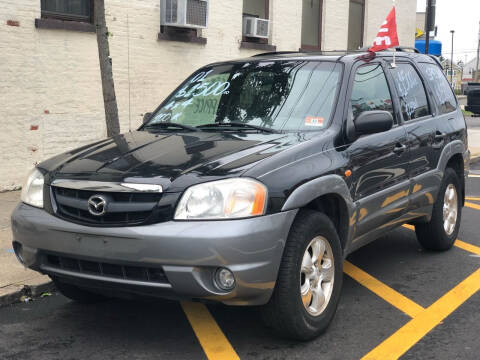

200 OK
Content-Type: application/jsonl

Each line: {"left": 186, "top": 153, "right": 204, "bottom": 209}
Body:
{"left": 174, "top": 178, "right": 267, "bottom": 220}
{"left": 21, "top": 168, "right": 44, "bottom": 208}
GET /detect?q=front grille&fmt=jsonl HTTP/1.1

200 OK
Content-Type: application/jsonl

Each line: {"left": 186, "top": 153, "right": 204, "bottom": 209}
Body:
{"left": 45, "top": 254, "right": 169, "bottom": 284}
{"left": 52, "top": 186, "right": 162, "bottom": 226}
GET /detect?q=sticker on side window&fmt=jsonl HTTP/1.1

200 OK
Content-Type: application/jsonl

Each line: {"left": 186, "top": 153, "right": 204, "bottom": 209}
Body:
{"left": 305, "top": 117, "right": 324, "bottom": 127}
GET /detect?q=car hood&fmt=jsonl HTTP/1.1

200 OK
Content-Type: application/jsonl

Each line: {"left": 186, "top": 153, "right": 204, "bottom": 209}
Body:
{"left": 40, "top": 130, "right": 305, "bottom": 192}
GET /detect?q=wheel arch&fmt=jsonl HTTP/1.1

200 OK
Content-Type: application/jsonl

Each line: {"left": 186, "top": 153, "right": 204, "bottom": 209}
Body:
{"left": 445, "top": 153, "right": 465, "bottom": 205}
{"left": 437, "top": 140, "right": 467, "bottom": 206}
{"left": 281, "top": 175, "right": 354, "bottom": 251}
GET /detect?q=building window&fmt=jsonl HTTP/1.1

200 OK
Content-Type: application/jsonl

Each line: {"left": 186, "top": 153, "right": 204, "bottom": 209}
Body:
{"left": 41, "top": 0, "right": 93, "bottom": 23}
{"left": 242, "top": 0, "right": 269, "bottom": 42}
{"left": 347, "top": 0, "right": 364, "bottom": 50}
{"left": 301, "top": 0, "right": 322, "bottom": 50}
{"left": 243, "top": 0, "right": 268, "bottom": 19}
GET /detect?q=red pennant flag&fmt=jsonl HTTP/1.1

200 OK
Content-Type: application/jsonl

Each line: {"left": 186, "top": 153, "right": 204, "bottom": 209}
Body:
{"left": 369, "top": 7, "right": 399, "bottom": 52}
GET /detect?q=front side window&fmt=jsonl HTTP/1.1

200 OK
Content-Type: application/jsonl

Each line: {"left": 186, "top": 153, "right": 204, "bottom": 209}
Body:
{"left": 41, "top": 0, "right": 92, "bottom": 22}
{"left": 301, "top": 0, "right": 322, "bottom": 50}
{"left": 147, "top": 61, "right": 342, "bottom": 132}
{"left": 347, "top": 0, "right": 364, "bottom": 50}
{"left": 418, "top": 63, "right": 457, "bottom": 114}
{"left": 390, "top": 63, "right": 430, "bottom": 121}
{"left": 350, "top": 64, "right": 394, "bottom": 120}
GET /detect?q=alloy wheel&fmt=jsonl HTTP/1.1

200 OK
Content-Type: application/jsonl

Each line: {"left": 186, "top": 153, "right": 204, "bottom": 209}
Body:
{"left": 300, "top": 236, "right": 335, "bottom": 316}
{"left": 443, "top": 183, "right": 458, "bottom": 236}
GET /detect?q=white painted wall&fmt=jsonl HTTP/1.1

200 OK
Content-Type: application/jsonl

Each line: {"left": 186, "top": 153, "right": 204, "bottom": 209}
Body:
{"left": 0, "top": 0, "right": 415, "bottom": 190}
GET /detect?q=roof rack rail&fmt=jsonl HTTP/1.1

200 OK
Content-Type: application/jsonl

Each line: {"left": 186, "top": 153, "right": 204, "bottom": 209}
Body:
{"left": 251, "top": 49, "right": 368, "bottom": 57}
{"left": 358, "top": 46, "right": 421, "bottom": 53}
{"left": 391, "top": 46, "right": 420, "bottom": 53}
{"left": 251, "top": 51, "right": 301, "bottom": 57}
{"left": 250, "top": 47, "right": 421, "bottom": 58}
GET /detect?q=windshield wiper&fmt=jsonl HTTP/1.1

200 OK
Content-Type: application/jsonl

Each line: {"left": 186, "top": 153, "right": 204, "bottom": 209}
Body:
{"left": 196, "top": 122, "right": 278, "bottom": 133}
{"left": 144, "top": 122, "right": 199, "bottom": 132}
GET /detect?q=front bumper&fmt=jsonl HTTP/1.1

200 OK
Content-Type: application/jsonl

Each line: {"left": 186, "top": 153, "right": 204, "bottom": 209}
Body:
{"left": 11, "top": 203, "right": 297, "bottom": 305}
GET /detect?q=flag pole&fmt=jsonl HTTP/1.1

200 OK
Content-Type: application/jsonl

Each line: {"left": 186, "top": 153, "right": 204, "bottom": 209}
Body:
{"left": 391, "top": 0, "right": 397, "bottom": 68}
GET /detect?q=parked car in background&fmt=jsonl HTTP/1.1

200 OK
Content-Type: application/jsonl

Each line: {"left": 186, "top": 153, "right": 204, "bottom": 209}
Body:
{"left": 466, "top": 82, "right": 480, "bottom": 115}
{"left": 12, "top": 49, "right": 469, "bottom": 340}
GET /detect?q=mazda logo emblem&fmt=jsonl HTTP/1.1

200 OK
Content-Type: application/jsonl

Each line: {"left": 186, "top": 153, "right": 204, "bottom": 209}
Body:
{"left": 88, "top": 195, "right": 107, "bottom": 216}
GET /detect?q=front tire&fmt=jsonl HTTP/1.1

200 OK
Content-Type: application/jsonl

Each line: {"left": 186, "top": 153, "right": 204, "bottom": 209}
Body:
{"left": 261, "top": 210, "right": 343, "bottom": 340}
{"left": 415, "top": 167, "right": 462, "bottom": 251}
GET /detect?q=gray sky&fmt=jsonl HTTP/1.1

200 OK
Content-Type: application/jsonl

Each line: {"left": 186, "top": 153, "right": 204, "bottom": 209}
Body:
{"left": 417, "top": 0, "right": 479, "bottom": 63}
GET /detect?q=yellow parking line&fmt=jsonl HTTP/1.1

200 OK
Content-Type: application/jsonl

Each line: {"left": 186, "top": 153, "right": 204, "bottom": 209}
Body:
{"left": 454, "top": 240, "right": 480, "bottom": 255}
{"left": 344, "top": 261, "right": 425, "bottom": 318}
{"left": 465, "top": 196, "right": 480, "bottom": 201}
{"left": 469, "top": 174, "right": 480, "bottom": 178}
{"left": 181, "top": 302, "right": 240, "bottom": 360}
{"left": 362, "top": 267, "right": 480, "bottom": 360}
{"left": 465, "top": 201, "right": 480, "bottom": 210}
{"left": 402, "top": 224, "right": 480, "bottom": 256}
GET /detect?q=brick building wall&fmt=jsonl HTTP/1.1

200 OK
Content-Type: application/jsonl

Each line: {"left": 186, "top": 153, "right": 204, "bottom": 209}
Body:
{"left": 0, "top": 0, "right": 416, "bottom": 190}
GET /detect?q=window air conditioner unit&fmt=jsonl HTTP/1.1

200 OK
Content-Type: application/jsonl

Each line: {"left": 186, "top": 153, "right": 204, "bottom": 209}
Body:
{"left": 161, "top": 0, "right": 208, "bottom": 29}
{"left": 242, "top": 16, "right": 269, "bottom": 39}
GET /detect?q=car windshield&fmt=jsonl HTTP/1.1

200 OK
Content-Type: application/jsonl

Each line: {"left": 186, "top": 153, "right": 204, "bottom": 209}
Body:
{"left": 145, "top": 60, "right": 342, "bottom": 132}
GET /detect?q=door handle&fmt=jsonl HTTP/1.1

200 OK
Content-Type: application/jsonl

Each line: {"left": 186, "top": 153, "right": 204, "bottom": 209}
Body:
{"left": 393, "top": 143, "right": 407, "bottom": 155}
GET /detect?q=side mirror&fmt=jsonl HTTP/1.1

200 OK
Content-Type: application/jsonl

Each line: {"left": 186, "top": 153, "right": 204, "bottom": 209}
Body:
{"left": 354, "top": 110, "right": 393, "bottom": 136}
{"left": 142, "top": 112, "right": 152, "bottom": 124}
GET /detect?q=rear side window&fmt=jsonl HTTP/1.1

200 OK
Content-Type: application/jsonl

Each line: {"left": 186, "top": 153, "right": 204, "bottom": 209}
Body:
{"left": 350, "top": 64, "right": 394, "bottom": 120}
{"left": 390, "top": 63, "right": 430, "bottom": 121}
{"left": 418, "top": 63, "right": 457, "bottom": 114}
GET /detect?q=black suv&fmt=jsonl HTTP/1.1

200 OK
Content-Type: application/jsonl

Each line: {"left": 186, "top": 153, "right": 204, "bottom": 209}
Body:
{"left": 12, "top": 50, "right": 469, "bottom": 340}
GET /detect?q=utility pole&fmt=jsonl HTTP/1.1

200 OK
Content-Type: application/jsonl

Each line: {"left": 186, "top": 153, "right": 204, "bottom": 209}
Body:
{"left": 450, "top": 30, "right": 455, "bottom": 88}
{"left": 475, "top": 21, "right": 480, "bottom": 82}
{"left": 424, "top": 0, "right": 436, "bottom": 54}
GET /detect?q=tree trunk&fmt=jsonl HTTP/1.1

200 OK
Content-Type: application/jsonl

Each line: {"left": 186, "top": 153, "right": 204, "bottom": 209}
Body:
{"left": 94, "top": 0, "right": 120, "bottom": 137}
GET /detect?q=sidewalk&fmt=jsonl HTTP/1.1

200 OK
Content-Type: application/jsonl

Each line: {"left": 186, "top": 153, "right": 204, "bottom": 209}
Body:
{"left": 0, "top": 191, "right": 53, "bottom": 306}
{"left": 1, "top": 129, "right": 480, "bottom": 307}
{"left": 469, "top": 128, "right": 480, "bottom": 160}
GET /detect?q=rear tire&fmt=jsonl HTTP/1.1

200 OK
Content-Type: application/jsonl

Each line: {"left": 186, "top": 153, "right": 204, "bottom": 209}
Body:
{"left": 261, "top": 210, "right": 343, "bottom": 340}
{"left": 53, "top": 278, "right": 108, "bottom": 304}
{"left": 415, "top": 167, "right": 462, "bottom": 251}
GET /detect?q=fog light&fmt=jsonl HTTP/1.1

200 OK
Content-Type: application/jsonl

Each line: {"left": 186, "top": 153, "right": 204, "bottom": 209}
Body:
{"left": 215, "top": 268, "right": 235, "bottom": 291}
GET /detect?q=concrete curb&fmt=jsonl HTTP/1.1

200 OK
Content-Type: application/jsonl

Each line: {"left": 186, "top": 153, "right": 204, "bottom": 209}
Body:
{"left": 0, "top": 280, "right": 55, "bottom": 307}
